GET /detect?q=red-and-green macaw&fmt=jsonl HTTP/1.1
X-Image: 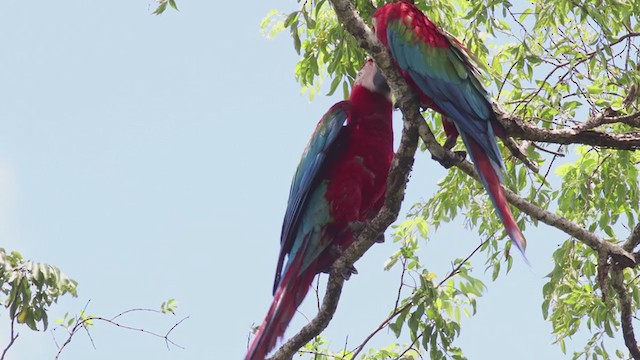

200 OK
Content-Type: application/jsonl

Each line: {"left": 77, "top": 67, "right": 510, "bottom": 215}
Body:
{"left": 372, "top": 1, "right": 527, "bottom": 256}
{"left": 245, "top": 59, "right": 393, "bottom": 360}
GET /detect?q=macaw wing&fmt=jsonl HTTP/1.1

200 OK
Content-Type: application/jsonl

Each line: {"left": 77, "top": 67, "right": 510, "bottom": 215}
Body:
{"left": 273, "top": 101, "right": 350, "bottom": 293}
{"left": 385, "top": 16, "right": 503, "bottom": 168}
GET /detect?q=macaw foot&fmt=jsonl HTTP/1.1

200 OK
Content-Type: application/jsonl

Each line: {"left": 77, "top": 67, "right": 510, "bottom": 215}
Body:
{"left": 341, "top": 265, "right": 359, "bottom": 280}
{"left": 432, "top": 150, "right": 466, "bottom": 169}
{"left": 348, "top": 220, "right": 365, "bottom": 235}
{"left": 322, "top": 245, "right": 360, "bottom": 280}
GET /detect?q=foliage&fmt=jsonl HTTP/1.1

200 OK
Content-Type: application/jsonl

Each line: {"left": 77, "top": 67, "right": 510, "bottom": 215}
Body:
{"left": 0, "top": 249, "right": 77, "bottom": 359}
{"left": 152, "top": 0, "right": 179, "bottom": 15}
{"left": 0, "top": 248, "right": 78, "bottom": 332}
{"left": 0, "top": 247, "right": 185, "bottom": 359}
{"left": 259, "top": 0, "right": 640, "bottom": 359}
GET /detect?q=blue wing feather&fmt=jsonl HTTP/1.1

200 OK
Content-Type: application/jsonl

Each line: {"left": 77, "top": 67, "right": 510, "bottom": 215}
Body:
{"left": 273, "top": 101, "right": 349, "bottom": 293}
{"left": 386, "top": 22, "right": 503, "bottom": 169}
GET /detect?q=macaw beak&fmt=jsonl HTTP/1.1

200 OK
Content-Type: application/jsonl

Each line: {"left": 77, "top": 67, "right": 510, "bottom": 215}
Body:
{"left": 373, "top": 68, "right": 390, "bottom": 95}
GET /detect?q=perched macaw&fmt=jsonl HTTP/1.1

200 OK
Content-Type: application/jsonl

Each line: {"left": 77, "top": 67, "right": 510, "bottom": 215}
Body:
{"left": 245, "top": 59, "right": 393, "bottom": 360}
{"left": 372, "top": 1, "right": 527, "bottom": 256}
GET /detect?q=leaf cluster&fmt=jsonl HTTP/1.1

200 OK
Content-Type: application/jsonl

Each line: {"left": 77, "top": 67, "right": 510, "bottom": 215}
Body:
{"left": 0, "top": 248, "right": 77, "bottom": 331}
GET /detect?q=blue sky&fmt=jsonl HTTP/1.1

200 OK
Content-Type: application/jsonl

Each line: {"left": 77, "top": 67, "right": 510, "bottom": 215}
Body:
{"left": 0, "top": 1, "right": 593, "bottom": 359}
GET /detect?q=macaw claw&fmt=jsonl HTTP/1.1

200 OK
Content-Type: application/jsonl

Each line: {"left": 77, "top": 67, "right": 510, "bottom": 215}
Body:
{"left": 341, "top": 265, "right": 359, "bottom": 280}
{"left": 348, "top": 220, "right": 365, "bottom": 234}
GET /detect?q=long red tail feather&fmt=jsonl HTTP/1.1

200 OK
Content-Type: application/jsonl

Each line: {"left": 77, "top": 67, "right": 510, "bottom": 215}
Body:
{"left": 245, "top": 254, "right": 316, "bottom": 360}
{"left": 465, "top": 135, "right": 528, "bottom": 259}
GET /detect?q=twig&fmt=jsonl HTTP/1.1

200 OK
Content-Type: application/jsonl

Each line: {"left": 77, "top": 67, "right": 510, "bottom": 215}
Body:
{"left": 1, "top": 317, "right": 18, "bottom": 360}
{"left": 504, "top": 137, "right": 539, "bottom": 172}
{"left": 298, "top": 349, "right": 346, "bottom": 359}
{"left": 393, "top": 332, "right": 423, "bottom": 360}
{"left": 349, "top": 240, "right": 487, "bottom": 359}
{"left": 532, "top": 143, "right": 565, "bottom": 156}
{"left": 53, "top": 306, "right": 188, "bottom": 359}
{"left": 394, "top": 257, "right": 408, "bottom": 311}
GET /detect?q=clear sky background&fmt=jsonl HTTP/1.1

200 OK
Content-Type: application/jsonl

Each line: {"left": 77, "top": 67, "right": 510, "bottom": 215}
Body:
{"left": 0, "top": 1, "right": 600, "bottom": 359}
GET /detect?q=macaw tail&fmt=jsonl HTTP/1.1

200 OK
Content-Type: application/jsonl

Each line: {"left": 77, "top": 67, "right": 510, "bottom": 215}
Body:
{"left": 245, "top": 253, "right": 316, "bottom": 360}
{"left": 459, "top": 132, "right": 528, "bottom": 260}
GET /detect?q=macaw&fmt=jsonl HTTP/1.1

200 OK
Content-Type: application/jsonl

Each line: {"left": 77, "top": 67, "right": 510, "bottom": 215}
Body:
{"left": 245, "top": 59, "right": 393, "bottom": 360}
{"left": 372, "top": 1, "right": 527, "bottom": 256}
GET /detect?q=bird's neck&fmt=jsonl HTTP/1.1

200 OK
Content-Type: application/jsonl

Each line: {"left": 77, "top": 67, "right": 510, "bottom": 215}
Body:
{"left": 347, "top": 85, "right": 393, "bottom": 129}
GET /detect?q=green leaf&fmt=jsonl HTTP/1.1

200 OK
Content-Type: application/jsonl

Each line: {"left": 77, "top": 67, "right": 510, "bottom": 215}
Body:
{"left": 290, "top": 23, "right": 301, "bottom": 55}
{"left": 152, "top": 1, "right": 168, "bottom": 15}
{"left": 326, "top": 76, "right": 342, "bottom": 96}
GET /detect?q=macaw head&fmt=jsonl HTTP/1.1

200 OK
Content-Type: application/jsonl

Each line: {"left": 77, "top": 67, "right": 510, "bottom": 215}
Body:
{"left": 354, "top": 59, "right": 391, "bottom": 101}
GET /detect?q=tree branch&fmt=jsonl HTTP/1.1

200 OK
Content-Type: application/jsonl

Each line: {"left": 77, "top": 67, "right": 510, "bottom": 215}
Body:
{"left": 53, "top": 307, "right": 187, "bottom": 359}
{"left": 623, "top": 223, "right": 640, "bottom": 253}
{"left": 612, "top": 267, "right": 640, "bottom": 359}
{"left": 1, "top": 317, "right": 18, "bottom": 360}
{"left": 495, "top": 105, "right": 640, "bottom": 150}
{"left": 417, "top": 122, "right": 637, "bottom": 265}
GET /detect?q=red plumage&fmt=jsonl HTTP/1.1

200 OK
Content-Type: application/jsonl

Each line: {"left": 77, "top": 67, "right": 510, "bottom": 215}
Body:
{"left": 373, "top": 1, "right": 527, "bottom": 256}
{"left": 245, "top": 60, "right": 393, "bottom": 360}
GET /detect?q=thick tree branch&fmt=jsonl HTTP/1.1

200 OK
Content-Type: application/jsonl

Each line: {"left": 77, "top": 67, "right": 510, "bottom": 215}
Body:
{"left": 612, "top": 267, "right": 640, "bottom": 359}
{"left": 494, "top": 105, "right": 640, "bottom": 150}
{"left": 578, "top": 110, "right": 640, "bottom": 130}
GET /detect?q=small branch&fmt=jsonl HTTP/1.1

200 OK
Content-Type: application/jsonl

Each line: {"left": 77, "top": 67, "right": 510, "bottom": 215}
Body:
{"left": 532, "top": 143, "right": 565, "bottom": 156}
{"left": 110, "top": 307, "right": 165, "bottom": 321}
{"left": 394, "top": 257, "right": 408, "bottom": 310}
{"left": 163, "top": 316, "right": 189, "bottom": 351}
{"left": 612, "top": 267, "right": 640, "bottom": 359}
{"left": 623, "top": 222, "right": 640, "bottom": 252}
{"left": 393, "top": 332, "right": 423, "bottom": 360}
{"left": 349, "top": 240, "right": 487, "bottom": 358}
{"left": 53, "top": 308, "right": 188, "bottom": 359}
{"left": 1, "top": 317, "right": 18, "bottom": 360}
{"left": 297, "top": 349, "right": 346, "bottom": 359}
{"left": 504, "top": 137, "right": 540, "bottom": 173}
